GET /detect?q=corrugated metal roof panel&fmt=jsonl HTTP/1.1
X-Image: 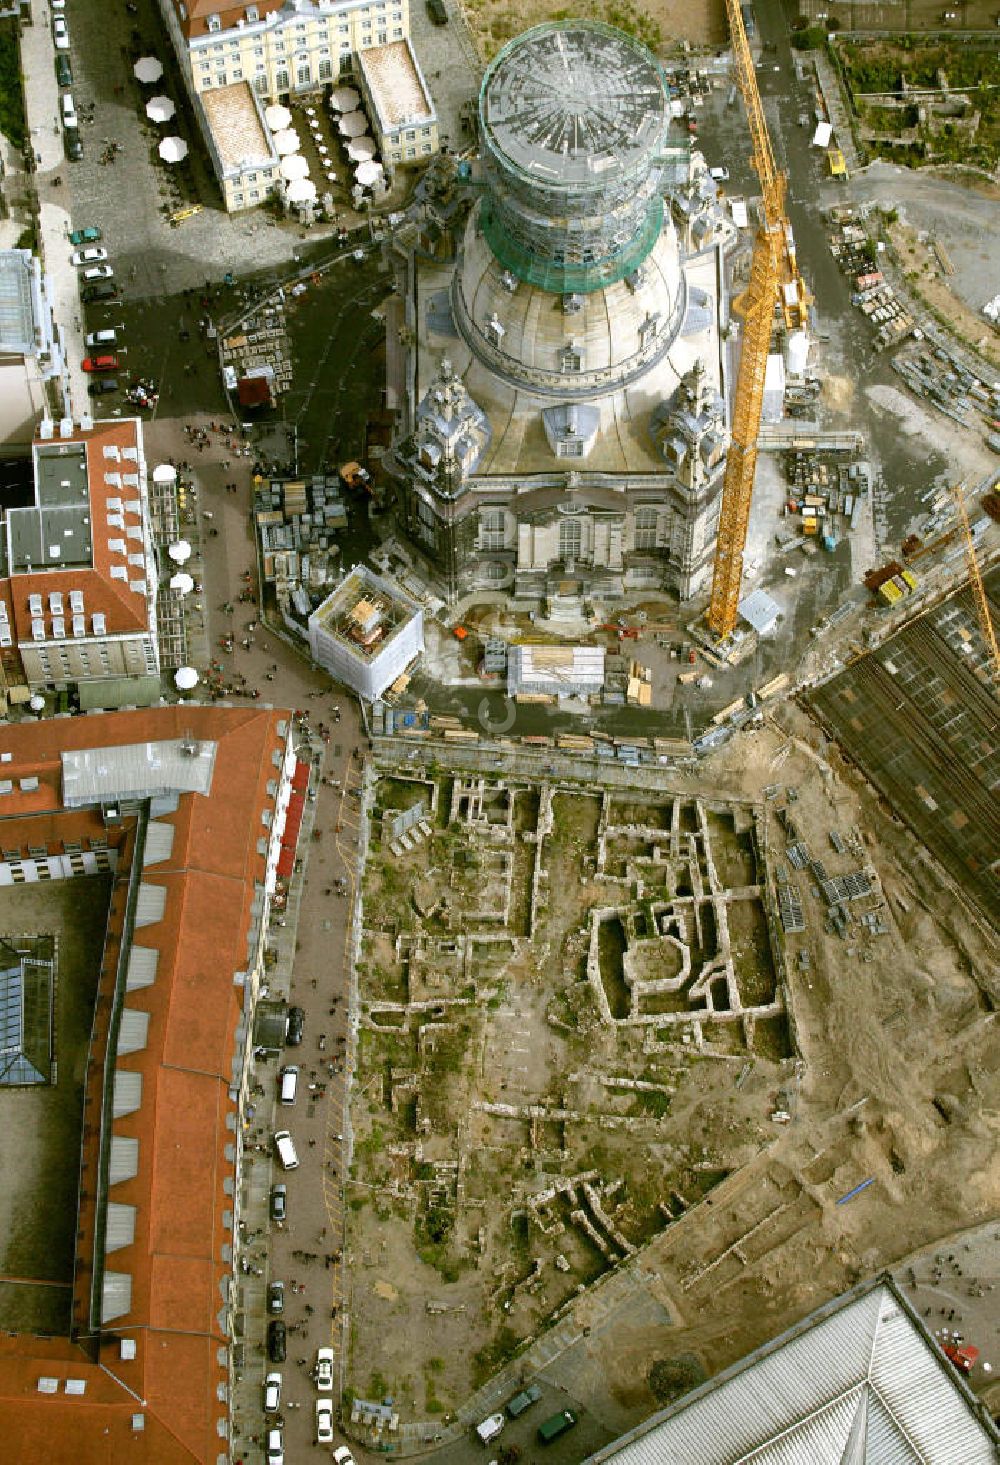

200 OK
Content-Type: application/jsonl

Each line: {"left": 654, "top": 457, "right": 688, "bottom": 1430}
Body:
{"left": 134, "top": 883, "right": 166, "bottom": 927}
{"left": 585, "top": 1282, "right": 998, "bottom": 1465}
{"left": 126, "top": 945, "right": 158, "bottom": 991}
{"left": 105, "top": 1202, "right": 136, "bottom": 1253}
{"left": 143, "top": 821, "right": 175, "bottom": 866}
{"left": 112, "top": 1069, "right": 142, "bottom": 1117}
{"left": 101, "top": 1271, "right": 133, "bottom": 1324}
{"left": 108, "top": 1136, "right": 139, "bottom": 1185}
{"left": 117, "top": 1009, "right": 149, "bottom": 1055}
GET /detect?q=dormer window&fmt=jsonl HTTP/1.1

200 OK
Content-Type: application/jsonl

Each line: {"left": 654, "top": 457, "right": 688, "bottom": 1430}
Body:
{"left": 246, "top": 3, "right": 258, "bottom": 16}
{"left": 559, "top": 344, "right": 582, "bottom": 374}
{"left": 207, "top": 12, "right": 221, "bottom": 29}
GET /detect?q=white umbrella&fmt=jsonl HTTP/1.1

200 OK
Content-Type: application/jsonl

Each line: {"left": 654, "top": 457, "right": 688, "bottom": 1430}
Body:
{"left": 152, "top": 463, "right": 177, "bottom": 484}
{"left": 169, "top": 571, "right": 195, "bottom": 595}
{"left": 29, "top": 694, "right": 46, "bottom": 713}
{"left": 330, "top": 86, "right": 360, "bottom": 112}
{"left": 305, "top": 107, "right": 316, "bottom": 116}
{"left": 134, "top": 56, "right": 164, "bottom": 84}
{"left": 286, "top": 178, "right": 317, "bottom": 203}
{"left": 355, "top": 159, "right": 383, "bottom": 188}
{"left": 167, "top": 539, "right": 192, "bottom": 563}
{"left": 174, "top": 666, "right": 199, "bottom": 691}
{"left": 280, "top": 153, "right": 310, "bottom": 181}
{"left": 159, "top": 136, "right": 189, "bottom": 163}
{"left": 273, "top": 128, "right": 300, "bottom": 156}
{"left": 347, "top": 137, "right": 376, "bottom": 162}
{"left": 265, "top": 103, "right": 292, "bottom": 130}
{"left": 325, "top": 170, "right": 338, "bottom": 183}
{"left": 146, "top": 95, "right": 176, "bottom": 123}
{"left": 339, "top": 113, "right": 368, "bottom": 138}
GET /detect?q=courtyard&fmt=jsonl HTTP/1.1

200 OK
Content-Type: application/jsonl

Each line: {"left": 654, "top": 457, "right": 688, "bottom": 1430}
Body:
{"left": 0, "top": 876, "right": 112, "bottom": 1336}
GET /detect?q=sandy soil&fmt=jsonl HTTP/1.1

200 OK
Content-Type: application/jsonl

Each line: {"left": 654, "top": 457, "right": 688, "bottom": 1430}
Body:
{"left": 460, "top": 0, "right": 727, "bottom": 63}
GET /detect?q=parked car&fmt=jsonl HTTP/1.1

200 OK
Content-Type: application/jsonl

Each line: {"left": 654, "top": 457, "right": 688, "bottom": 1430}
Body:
{"left": 60, "top": 92, "right": 78, "bottom": 129}
{"left": 85, "top": 327, "right": 118, "bottom": 347}
{"left": 81, "top": 265, "right": 114, "bottom": 282}
{"left": 316, "top": 1399, "right": 334, "bottom": 1445}
{"left": 315, "top": 1347, "right": 334, "bottom": 1392}
{"left": 269, "top": 1183, "right": 286, "bottom": 1222}
{"left": 506, "top": 1383, "right": 542, "bottom": 1418}
{"left": 266, "top": 1426, "right": 284, "bottom": 1465}
{"left": 333, "top": 1448, "right": 356, "bottom": 1465}
{"left": 426, "top": 0, "right": 447, "bottom": 22}
{"left": 81, "top": 282, "right": 117, "bottom": 303}
{"left": 263, "top": 1372, "right": 281, "bottom": 1413}
{"left": 71, "top": 247, "right": 108, "bottom": 266}
{"left": 55, "top": 53, "right": 73, "bottom": 86}
{"left": 285, "top": 1005, "right": 304, "bottom": 1045}
{"left": 82, "top": 354, "right": 119, "bottom": 373}
{"left": 267, "top": 1280, "right": 284, "bottom": 1315}
{"left": 537, "top": 1409, "right": 577, "bottom": 1445}
{"left": 87, "top": 378, "right": 119, "bottom": 396}
{"left": 64, "top": 128, "right": 83, "bottom": 162}
{"left": 51, "top": 0, "right": 66, "bottom": 9}
{"left": 70, "top": 226, "right": 102, "bottom": 246}
{"left": 267, "top": 1320, "right": 286, "bottom": 1364}
{"left": 52, "top": 16, "right": 70, "bottom": 49}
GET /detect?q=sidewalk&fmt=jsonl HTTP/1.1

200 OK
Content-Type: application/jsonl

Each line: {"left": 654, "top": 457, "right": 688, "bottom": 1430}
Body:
{"left": 19, "top": 5, "right": 87, "bottom": 415}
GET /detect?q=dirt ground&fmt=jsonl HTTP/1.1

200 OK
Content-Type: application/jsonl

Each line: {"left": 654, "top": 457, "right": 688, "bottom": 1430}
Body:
{"left": 575, "top": 704, "right": 1000, "bottom": 1427}
{"left": 0, "top": 876, "right": 113, "bottom": 1334}
{"left": 885, "top": 215, "right": 1000, "bottom": 370}
{"left": 460, "top": 0, "right": 727, "bottom": 63}
{"left": 342, "top": 712, "right": 999, "bottom": 1443}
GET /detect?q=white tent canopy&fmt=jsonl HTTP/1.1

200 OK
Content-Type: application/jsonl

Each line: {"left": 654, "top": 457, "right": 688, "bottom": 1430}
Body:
{"left": 133, "top": 56, "right": 164, "bottom": 84}
{"left": 280, "top": 153, "right": 310, "bottom": 181}
{"left": 174, "top": 667, "right": 199, "bottom": 691}
{"left": 355, "top": 159, "right": 383, "bottom": 187}
{"left": 167, "top": 539, "right": 192, "bottom": 563}
{"left": 145, "top": 95, "right": 176, "bottom": 124}
{"left": 330, "top": 86, "right": 360, "bottom": 112}
{"left": 158, "top": 136, "right": 189, "bottom": 163}
{"left": 29, "top": 694, "right": 46, "bottom": 712}
{"left": 338, "top": 113, "right": 368, "bottom": 138}
{"left": 169, "top": 571, "right": 195, "bottom": 595}
{"left": 286, "top": 178, "right": 317, "bottom": 203}
{"left": 273, "top": 128, "right": 301, "bottom": 155}
{"left": 347, "top": 137, "right": 377, "bottom": 162}
{"left": 152, "top": 463, "right": 177, "bottom": 484}
{"left": 264, "top": 103, "right": 292, "bottom": 130}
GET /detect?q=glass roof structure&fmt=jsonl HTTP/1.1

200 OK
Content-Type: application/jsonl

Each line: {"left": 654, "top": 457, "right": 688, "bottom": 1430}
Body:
{"left": 0, "top": 936, "right": 54, "bottom": 1086}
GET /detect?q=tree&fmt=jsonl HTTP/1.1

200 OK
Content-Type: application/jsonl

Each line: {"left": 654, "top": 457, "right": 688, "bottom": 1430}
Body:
{"left": 647, "top": 1354, "right": 707, "bottom": 1404}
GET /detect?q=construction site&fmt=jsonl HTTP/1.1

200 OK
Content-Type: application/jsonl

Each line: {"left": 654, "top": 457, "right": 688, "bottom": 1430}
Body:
{"left": 339, "top": 678, "right": 999, "bottom": 1442}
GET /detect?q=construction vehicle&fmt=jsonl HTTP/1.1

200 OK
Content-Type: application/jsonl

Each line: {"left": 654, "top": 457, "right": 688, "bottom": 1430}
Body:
{"left": 949, "top": 479, "right": 1000, "bottom": 688}
{"left": 707, "top": 0, "right": 809, "bottom": 639}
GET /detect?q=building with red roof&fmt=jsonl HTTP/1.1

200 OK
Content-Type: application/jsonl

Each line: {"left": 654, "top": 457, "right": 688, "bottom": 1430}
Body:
{"left": 0, "top": 703, "right": 307, "bottom": 1461}
{"left": 0, "top": 418, "right": 160, "bottom": 703}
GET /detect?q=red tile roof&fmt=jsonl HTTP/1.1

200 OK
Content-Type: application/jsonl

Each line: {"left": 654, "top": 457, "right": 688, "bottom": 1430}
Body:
{"left": 10, "top": 420, "right": 155, "bottom": 644}
{"left": 0, "top": 704, "right": 293, "bottom": 1461}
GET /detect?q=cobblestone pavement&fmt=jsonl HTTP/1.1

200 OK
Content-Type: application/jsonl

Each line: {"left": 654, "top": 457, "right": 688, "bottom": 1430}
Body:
{"left": 142, "top": 408, "right": 367, "bottom": 1463}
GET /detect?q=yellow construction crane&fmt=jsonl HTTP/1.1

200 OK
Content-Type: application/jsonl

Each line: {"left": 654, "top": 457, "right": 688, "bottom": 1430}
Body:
{"left": 707, "top": 0, "right": 809, "bottom": 639}
{"left": 950, "top": 480, "right": 1000, "bottom": 687}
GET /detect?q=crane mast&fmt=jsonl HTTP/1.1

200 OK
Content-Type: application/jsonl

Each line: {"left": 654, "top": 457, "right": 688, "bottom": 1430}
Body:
{"left": 707, "top": 0, "right": 809, "bottom": 639}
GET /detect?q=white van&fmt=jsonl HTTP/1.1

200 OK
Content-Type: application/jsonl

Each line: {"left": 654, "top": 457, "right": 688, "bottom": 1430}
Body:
{"left": 61, "top": 92, "right": 78, "bottom": 129}
{"left": 273, "top": 1129, "right": 299, "bottom": 1170}
{"left": 279, "top": 1065, "right": 299, "bottom": 1106}
{"left": 476, "top": 1413, "right": 505, "bottom": 1445}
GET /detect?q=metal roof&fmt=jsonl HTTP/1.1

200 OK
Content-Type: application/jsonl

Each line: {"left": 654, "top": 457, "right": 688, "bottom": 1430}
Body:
{"left": 481, "top": 22, "right": 667, "bottom": 189}
{"left": 61, "top": 736, "right": 218, "bottom": 807}
{"left": 0, "top": 249, "right": 45, "bottom": 356}
{"left": 143, "top": 821, "right": 175, "bottom": 866}
{"left": 125, "top": 946, "right": 159, "bottom": 991}
{"left": 104, "top": 1202, "right": 136, "bottom": 1252}
{"left": 585, "top": 1279, "right": 999, "bottom": 1464}
{"left": 738, "top": 587, "right": 781, "bottom": 636}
